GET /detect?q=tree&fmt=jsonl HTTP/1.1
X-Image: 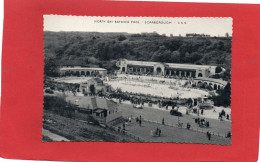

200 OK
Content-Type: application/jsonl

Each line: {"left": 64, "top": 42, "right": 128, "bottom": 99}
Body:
{"left": 118, "top": 35, "right": 127, "bottom": 41}
{"left": 44, "top": 58, "right": 59, "bottom": 77}
{"left": 225, "top": 33, "right": 229, "bottom": 38}
{"left": 213, "top": 82, "right": 231, "bottom": 106}
{"left": 215, "top": 66, "right": 222, "bottom": 73}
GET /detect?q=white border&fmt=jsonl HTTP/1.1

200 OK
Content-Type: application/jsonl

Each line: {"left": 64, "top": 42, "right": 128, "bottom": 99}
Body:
{"left": 0, "top": 0, "right": 258, "bottom": 162}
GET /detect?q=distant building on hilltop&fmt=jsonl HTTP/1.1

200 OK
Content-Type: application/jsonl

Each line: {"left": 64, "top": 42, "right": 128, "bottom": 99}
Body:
{"left": 186, "top": 33, "right": 210, "bottom": 37}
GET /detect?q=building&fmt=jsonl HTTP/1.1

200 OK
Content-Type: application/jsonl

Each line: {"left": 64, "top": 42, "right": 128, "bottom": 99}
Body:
{"left": 72, "top": 97, "right": 122, "bottom": 123}
{"left": 79, "top": 78, "right": 112, "bottom": 95}
{"left": 59, "top": 66, "right": 107, "bottom": 77}
{"left": 116, "top": 59, "right": 223, "bottom": 78}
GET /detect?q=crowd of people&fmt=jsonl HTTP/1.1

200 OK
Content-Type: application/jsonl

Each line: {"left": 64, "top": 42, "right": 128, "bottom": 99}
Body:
{"left": 195, "top": 117, "right": 210, "bottom": 127}
{"left": 218, "top": 109, "right": 230, "bottom": 121}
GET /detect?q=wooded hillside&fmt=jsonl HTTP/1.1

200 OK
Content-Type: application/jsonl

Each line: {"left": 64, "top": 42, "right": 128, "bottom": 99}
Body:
{"left": 44, "top": 31, "right": 232, "bottom": 77}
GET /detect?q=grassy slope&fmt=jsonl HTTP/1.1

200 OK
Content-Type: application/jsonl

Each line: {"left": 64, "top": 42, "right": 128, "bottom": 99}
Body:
{"left": 43, "top": 110, "right": 138, "bottom": 142}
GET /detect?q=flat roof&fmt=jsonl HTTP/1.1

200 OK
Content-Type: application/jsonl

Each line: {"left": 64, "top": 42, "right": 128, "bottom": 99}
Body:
{"left": 124, "top": 60, "right": 217, "bottom": 70}
{"left": 60, "top": 67, "right": 107, "bottom": 71}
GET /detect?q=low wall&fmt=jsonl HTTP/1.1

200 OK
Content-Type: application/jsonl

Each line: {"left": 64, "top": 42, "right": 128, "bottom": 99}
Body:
{"left": 106, "top": 111, "right": 122, "bottom": 123}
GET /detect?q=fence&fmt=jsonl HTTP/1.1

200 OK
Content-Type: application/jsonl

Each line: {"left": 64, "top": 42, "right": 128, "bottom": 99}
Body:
{"left": 75, "top": 117, "right": 146, "bottom": 142}
{"left": 108, "top": 125, "right": 146, "bottom": 142}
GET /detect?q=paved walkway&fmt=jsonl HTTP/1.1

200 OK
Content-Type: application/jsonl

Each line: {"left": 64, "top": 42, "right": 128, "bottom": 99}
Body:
{"left": 120, "top": 120, "right": 231, "bottom": 145}
{"left": 118, "top": 103, "right": 231, "bottom": 136}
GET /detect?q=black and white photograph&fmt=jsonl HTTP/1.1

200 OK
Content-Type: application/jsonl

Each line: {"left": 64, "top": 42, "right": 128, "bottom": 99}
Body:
{"left": 42, "top": 16, "right": 232, "bottom": 145}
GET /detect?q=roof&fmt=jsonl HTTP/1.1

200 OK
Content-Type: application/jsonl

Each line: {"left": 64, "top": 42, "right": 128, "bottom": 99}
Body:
{"left": 60, "top": 67, "right": 107, "bottom": 71}
{"left": 95, "top": 97, "right": 118, "bottom": 112}
{"left": 93, "top": 108, "right": 106, "bottom": 113}
{"left": 74, "top": 97, "right": 118, "bottom": 112}
{"left": 123, "top": 59, "right": 217, "bottom": 70}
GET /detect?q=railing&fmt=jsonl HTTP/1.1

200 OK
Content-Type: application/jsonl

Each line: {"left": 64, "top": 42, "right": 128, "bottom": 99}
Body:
{"left": 108, "top": 125, "right": 146, "bottom": 142}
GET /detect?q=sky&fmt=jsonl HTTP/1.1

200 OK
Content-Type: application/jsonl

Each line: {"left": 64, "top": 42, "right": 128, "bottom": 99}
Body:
{"left": 44, "top": 15, "right": 233, "bottom": 37}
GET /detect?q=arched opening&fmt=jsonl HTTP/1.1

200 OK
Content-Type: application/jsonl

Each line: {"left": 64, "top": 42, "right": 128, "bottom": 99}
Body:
{"left": 122, "top": 67, "right": 126, "bottom": 72}
{"left": 197, "top": 81, "right": 203, "bottom": 88}
{"left": 91, "top": 71, "right": 94, "bottom": 76}
{"left": 65, "top": 71, "right": 70, "bottom": 76}
{"left": 198, "top": 73, "right": 203, "bottom": 77}
{"left": 214, "top": 84, "right": 217, "bottom": 90}
{"left": 156, "top": 67, "right": 162, "bottom": 75}
{"left": 86, "top": 71, "right": 90, "bottom": 76}
{"left": 165, "top": 70, "right": 169, "bottom": 76}
{"left": 75, "top": 71, "right": 80, "bottom": 77}
{"left": 194, "top": 99, "right": 197, "bottom": 106}
{"left": 192, "top": 72, "right": 196, "bottom": 78}
{"left": 71, "top": 71, "right": 76, "bottom": 76}
{"left": 81, "top": 71, "right": 85, "bottom": 76}
{"left": 218, "top": 85, "right": 221, "bottom": 90}
{"left": 96, "top": 71, "right": 100, "bottom": 75}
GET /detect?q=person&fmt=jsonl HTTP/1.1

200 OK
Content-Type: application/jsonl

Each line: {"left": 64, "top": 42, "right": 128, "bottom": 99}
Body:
{"left": 162, "top": 118, "right": 165, "bottom": 125}
{"left": 221, "top": 109, "right": 226, "bottom": 117}
{"left": 139, "top": 118, "right": 142, "bottom": 126}
{"left": 187, "top": 123, "right": 190, "bottom": 129}
{"left": 207, "top": 131, "right": 211, "bottom": 140}
{"left": 206, "top": 121, "right": 209, "bottom": 127}
{"left": 226, "top": 114, "right": 229, "bottom": 120}
{"left": 201, "top": 119, "right": 205, "bottom": 125}
{"left": 201, "top": 109, "right": 204, "bottom": 115}
{"left": 226, "top": 131, "right": 231, "bottom": 138}
{"left": 156, "top": 127, "right": 159, "bottom": 136}
{"left": 198, "top": 118, "right": 201, "bottom": 125}
{"left": 122, "top": 127, "right": 125, "bottom": 135}
{"left": 158, "top": 129, "right": 161, "bottom": 137}
{"left": 218, "top": 113, "right": 222, "bottom": 120}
